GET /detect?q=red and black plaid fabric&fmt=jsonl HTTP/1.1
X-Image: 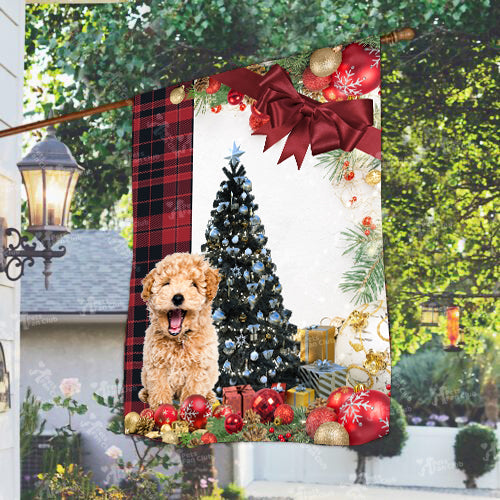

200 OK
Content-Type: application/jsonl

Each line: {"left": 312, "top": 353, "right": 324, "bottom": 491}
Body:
{"left": 124, "top": 84, "right": 194, "bottom": 414}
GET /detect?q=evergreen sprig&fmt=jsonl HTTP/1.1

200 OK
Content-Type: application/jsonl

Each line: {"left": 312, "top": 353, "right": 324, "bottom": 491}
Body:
{"left": 274, "top": 50, "right": 312, "bottom": 85}
{"left": 188, "top": 83, "right": 231, "bottom": 115}
{"left": 339, "top": 224, "right": 385, "bottom": 305}
{"left": 357, "top": 35, "right": 381, "bottom": 49}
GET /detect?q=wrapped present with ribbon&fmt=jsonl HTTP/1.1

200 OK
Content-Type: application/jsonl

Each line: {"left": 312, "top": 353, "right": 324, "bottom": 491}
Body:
{"left": 285, "top": 384, "right": 315, "bottom": 408}
{"left": 222, "top": 385, "right": 255, "bottom": 415}
{"left": 271, "top": 382, "right": 287, "bottom": 394}
{"left": 298, "top": 360, "right": 347, "bottom": 399}
{"left": 296, "top": 317, "right": 341, "bottom": 363}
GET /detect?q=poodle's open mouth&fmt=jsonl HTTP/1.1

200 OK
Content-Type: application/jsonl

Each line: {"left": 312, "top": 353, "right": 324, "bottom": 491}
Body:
{"left": 167, "top": 308, "right": 186, "bottom": 336}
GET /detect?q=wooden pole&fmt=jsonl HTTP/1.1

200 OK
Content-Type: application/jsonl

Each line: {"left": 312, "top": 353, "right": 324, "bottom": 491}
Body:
{"left": 0, "top": 98, "right": 133, "bottom": 139}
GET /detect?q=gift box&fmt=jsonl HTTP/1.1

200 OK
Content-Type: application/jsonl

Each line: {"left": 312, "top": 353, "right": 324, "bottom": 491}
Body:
{"left": 285, "top": 385, "right": 315, "bottom": 407}
{"left": 299, "top": 360, "right": 347, "bottom": 399}
{"left": 271, "top": 382, "right": 287, "bottom": 395}
{"left": 222, "top": 385, "right": 255, "bottom": 415}
{"left": 297, "top": 318, "right": 340, "bottom": 363}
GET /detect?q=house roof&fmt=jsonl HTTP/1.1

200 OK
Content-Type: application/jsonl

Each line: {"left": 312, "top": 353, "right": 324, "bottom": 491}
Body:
{"left": 21, "top": 230, "right": 132, "bottom": 314}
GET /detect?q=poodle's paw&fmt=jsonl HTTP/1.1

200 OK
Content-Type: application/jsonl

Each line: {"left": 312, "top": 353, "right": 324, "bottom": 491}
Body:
{"left": 138, "top": 388, "right": 149, "bottom": 403}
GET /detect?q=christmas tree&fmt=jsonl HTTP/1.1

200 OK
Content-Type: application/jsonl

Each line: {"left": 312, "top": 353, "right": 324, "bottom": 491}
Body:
{"left": 202, "top": 143, "right": 300, "bottom": 392}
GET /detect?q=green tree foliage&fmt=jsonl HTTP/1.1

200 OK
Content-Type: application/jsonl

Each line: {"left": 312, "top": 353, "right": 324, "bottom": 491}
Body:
{"left": 454, "top": 423, "right": 498, "bottom": 488}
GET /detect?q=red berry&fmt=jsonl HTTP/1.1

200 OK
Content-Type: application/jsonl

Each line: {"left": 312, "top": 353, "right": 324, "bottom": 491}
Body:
{"left": 364, "top": 229, "right": 370, "bottom": 236}
{"left": 239, "top": 103, "right": 247, "bottom": 111}
{"left": 362, "top": 216, "right": 373, "bottom": 227}
{"left": 387, "top": 392, "right": 391, "bottom": 397}
{"left": 352, "top": 196, "right": 357, "bottom": 202}
{"left": 278, "top": 434, "right": 284, "bottom": 440}
{"left": 386, "top": 384, "right": 391, "bottom": 390}
{"left": 211, "top": 105, "right": 222, "bottom": 113}
{"left": 285, "top": 432, "right": 292, "bottom": 439}
{"left": 344, "top": 171, "right": 355, "bottom": 181}
{"left": 344, "top": 161, "right": 350, "bottom": 167}
{"left": 371, "top": 224, "right": 377, "bottom": 230}
{"left": 269, "top": 427, "right": 274, "bottom": 433}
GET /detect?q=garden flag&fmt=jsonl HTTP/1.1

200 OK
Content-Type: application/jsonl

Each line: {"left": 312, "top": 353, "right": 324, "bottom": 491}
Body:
{"left": 123, "top": 38, "right": 391, "bottom": 447}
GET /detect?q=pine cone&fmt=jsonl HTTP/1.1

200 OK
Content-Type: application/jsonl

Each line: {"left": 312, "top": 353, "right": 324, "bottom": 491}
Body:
{"left": 243, "top": 409, "right": 261, "bottom": 425}
{"left": 188, "top": 437, "right": 202, "bottom": 447}
{"left": 242, "top": 424, "right": 270, "bottom": 442}
{"left": 302, "top": 88, "right": 326, "bottom": 102}
{"left": 135, "top": 416, "right": 155, "bottom": 435}
{"left": 247, "top": 64, "right": 268, "bottom": 75}
{"left": 194, "top": 77, "right": 210, "bottom": 92}
{"left": 305, "top": 397, "right": 328, "bottom": 416}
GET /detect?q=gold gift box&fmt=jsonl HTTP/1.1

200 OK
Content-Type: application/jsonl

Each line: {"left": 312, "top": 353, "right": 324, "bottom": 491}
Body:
{"left": 285, "top": 386, "right": 315, "bottom": 407}
{"left": 296, "top": 319, "right": 339, "bottom": 363}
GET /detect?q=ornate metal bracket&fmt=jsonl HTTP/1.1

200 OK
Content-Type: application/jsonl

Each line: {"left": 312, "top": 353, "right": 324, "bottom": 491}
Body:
{"left": 0, "top": 218, "right": 66, "bottom": 290}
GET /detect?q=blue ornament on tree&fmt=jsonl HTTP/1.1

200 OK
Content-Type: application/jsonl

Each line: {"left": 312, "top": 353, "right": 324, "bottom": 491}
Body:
{"left": 263, "top": 349, "right": 274, "bottom": 360}
{"left": 260, "top": 375, "right": 268, "bottom": 384}
{"left": 257, "top": 311, "right": 264, "bottom": 321}
{"left": 250, "top": 351, "right": 259, "bottom": 361}
{"left": 232, "top": 235, "right": 239, "bottom": 244}
{"left": 209, "top": 228, "right": 220, "bottom": 239}
{"left": 239, "top": 205, "right": 249, "bottom": 215}
{"left": 252, "top": 261, "right": 265, "bottom": 273}
{"left": 242, "top": 178, "right": 252, "bottom": 192}
{"left": 243, "top": 270, "right": 251, "bottom": 281}
{"left": 223, "top": 360, "right": 232, "bottom": 372}
{"left": 247, "top": 283, "right": 258, "bottom": 293}
{"left": 244, "top": 248, "right": 252, "bottom": 256}
{"left": 269, "top": 311, "right": 281, "bottom": 324}
{"left": 248, "top": 295, "right": 257, "bottom": 309}
{"left": 213, "top": 309, "right": 226, "bottom": 323}
{"left": 222, "top": 238, "right": 229, "bottom": 247}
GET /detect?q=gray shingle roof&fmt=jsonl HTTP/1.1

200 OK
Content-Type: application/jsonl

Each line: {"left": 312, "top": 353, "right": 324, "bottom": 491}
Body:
{"left": 21, "top": 230, "right": 132, "bottom": 314}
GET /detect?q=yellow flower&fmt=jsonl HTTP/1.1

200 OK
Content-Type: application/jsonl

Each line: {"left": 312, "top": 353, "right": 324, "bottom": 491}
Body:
{"left": 68, "top": 463, "right": 74, "bottom": 474}
{"left": 37, "top": 473, "right": 44, "bottom": 480}
{"left": 56, "top": 464, "right": 65, "bottom": 474}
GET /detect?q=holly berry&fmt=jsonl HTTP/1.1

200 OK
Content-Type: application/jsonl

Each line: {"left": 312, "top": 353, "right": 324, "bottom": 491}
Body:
{"left": 364, "top": 229, "right": 371, "bottom": 236}
{"left": 344, "top": 171, "right": 355, "bottom": 181}
{"left": 362, "top": 216, "right": 373, "bottom": 227}
{"left": 344, "top": 160, "right": 350, "bottom": 167}
{"left": 211, "top": 105, "right": 222, "bottom": 113}
{"left": 387, "top": 392, "right": 391, "bottom": 397}
{"left": 352, "top": 196, "right": 357, "bottom": 202}
{"left": 239, "top": 103, "right": 247, "bottom": 111}
{"left": 386, "top": 384, "right": 391, "bottom": 390}
{"left": 285, "top": 432, "right": 292, "bottom": 439}
{"left": 269, "top": 427, "right": 274, "bottom": 433}
{"left": 278, "top": 434, "right": 284, "bottom": 440}
{"left": 206, "top": 77, "right": 221, "bottom": 94}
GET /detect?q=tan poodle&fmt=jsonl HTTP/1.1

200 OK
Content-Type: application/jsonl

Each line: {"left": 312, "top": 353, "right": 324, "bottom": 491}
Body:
{"left": 138, "top": 253, "right": 220, "bottom": 409}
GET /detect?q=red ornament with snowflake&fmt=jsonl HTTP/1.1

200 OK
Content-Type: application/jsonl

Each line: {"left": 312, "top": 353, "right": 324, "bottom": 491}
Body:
{"left": 274, "top": 403, "right": 294, "bottom": 425}
{"left": 327, "top": 386, "right": 354, "bottom": 412}
{"left": 206, "top": 77, "right": 221, "bottom": 94}
{"left": 338, "top": 389, "right": 390, "bottom": 445}
{"left": 140, "top": 408, "right": 154, "bottom": 420}
{"left": 154, "top": 404, "right": 178, "bottom": 427}
{"left": 305, "top": 407, "right": 337, "bottom": 439}
{"left": 213, "top": 404, "right": 233, "bottom": 420}
{"left": 224, "top": 413, "right": 244, "bottom": 434}
{"left": 331, "top": 43, "right": 380, "bottom": 97}
{"left": 179, "top": 394, "right": 212, "bottom": 430}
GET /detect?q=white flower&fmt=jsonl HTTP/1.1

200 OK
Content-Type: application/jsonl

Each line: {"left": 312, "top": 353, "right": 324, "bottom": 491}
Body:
{"left": 59, "top": 378, "right": 81, "bottom": 398}
{"left": 105, "top": 445, "right": 123, "bottom": 460}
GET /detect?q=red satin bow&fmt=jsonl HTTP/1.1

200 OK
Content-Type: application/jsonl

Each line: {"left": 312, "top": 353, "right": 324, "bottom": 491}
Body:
{"left": 252, "top": 65, "right": 374, "bottom": 168}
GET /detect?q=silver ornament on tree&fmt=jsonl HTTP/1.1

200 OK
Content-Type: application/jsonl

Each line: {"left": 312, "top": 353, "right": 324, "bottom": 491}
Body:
{"left": 269, "top": 311, "right": 281, "bottom": 324}
{"left": 263, "top": 349, "right": 274, "bottom": 360}
{"left": 250, "top": 350, "right": 259, "bottom": 361}
{"left": 239, "top": 205, "right": 249, "bottom": 215}
{"left": 260, "top": 375, "right": 268, "bottom": 384}
{"left": 242, "top": 178, "right": 252, "bottom": 192}
{"left": 209, "top": 227, "right": 220, "bottom": 239}
{"left": 223, "top": 340, "right": 236, "bottom": 355}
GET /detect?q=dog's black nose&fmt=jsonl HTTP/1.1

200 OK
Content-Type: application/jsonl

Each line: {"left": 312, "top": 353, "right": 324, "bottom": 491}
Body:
{"left": 172, "top": 294, "right": 184, "bottom": 306}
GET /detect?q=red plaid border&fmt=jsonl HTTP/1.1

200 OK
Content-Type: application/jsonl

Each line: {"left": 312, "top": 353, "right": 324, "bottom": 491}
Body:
{"left": 124, "top": 84, "right": 194, "bottom": 414}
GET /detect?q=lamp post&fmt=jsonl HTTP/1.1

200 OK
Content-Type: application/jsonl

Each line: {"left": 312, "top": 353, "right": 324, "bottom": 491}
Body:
{"left": 0, "top": 126, "right": 83, "bottom": 289}
{"left": 420, "top": 299, "right": 440, "bottom": 327}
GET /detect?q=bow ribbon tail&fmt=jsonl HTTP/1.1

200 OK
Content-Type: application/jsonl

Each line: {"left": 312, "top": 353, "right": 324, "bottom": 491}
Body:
{"left": 277, "top": 119, "right": 311, "bottom": 168}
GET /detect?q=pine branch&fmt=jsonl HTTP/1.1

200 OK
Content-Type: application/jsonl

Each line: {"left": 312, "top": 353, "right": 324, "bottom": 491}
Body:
{"left": 357, "top": 35, "right": 381, "bottom": 49}
{"left": 274, "top": 50, "right": 312, "bottom": 85}
{"left": 188, "top": 83, "right": 231, "bottom": 115}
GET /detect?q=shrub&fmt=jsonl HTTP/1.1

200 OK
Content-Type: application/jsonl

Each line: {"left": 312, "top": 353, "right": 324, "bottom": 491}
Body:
{"left": 454, "top": 423, "right": 498, "bottom": 488}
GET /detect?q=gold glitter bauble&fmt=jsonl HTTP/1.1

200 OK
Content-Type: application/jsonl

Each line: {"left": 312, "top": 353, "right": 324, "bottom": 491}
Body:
{"left": 309, "top": 47, "right": 342, "bottom": 77}
{"left": 170, "top": 85, "right": 185, "bottom": 105}
{"left": 160, "top": 423, "right": 172, "bottom": 434}
{"left": 349, "top": 310, "right": 369, "bottom": 332}
{"left": 239, "top": 313, "right": 247, "bottom": 323}
{"left": 314, "top": 422, "right": 350, "bottom": 446}
{"left": 124, "top": 411, "right": 140, "bottom": 434}
{"left": 162, "top": 430, "right": 179, "bottom": 445}
{"left": 353, "top": 383, "right": 366, "bottom": 393}
{"left": 365, "top": 170, "right": 382, "bottom": 186}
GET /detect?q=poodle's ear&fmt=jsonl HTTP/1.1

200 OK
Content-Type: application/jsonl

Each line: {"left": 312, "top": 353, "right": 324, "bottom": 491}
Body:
{"left": 141, "top": 267, "right": 157, "bottom": 302}
{"left": 204, "top": 266, "right": 220, "bottom": 302}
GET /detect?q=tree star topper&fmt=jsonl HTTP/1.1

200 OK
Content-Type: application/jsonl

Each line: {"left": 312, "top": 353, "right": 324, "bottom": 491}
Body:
{"left": 225, "top": 142, "right": 245, "bottom": 166}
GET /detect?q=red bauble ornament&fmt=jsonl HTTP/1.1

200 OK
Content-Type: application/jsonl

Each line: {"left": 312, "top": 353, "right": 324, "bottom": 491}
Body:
{"left": 338, "top": 390, "right": 390, "bottom": 446}
{"left": 224, "top": 413, "right": 244, "bottom": 434}
{"left": 322, "top": 84, "right": 347, "bottom": 102}
{"left": 305, "top": 407, "right": 337, "bottom": 439}
{"left": 154, "top": 404, "right": 178, "bottom": 427}
{"left": 179, "top": 394, "right": 212, "bottom": 430}
{"left": 344, "top": 171, "right": 355, "bottom": 181}
{"left": 140, "top": 408, "right": 154, "bottom": 420}
{"left": 213, "top": 404, "right": 233, "bottom": 420}
{"left": 362, "top": 216, "right": 373, "bottom": 227}
{"left": 386, "top": 384, "right": 391, "bottom": 390}
{"left": 269, "top": 427, "right": 275, "bottom": 433}
{"left": 285, "top": 432, "right": 292, "bottom": 439}
{"left": 227, "top": 89, "right": 244, "bottom": 105}
{"left": 365, "top": 229, "right": 371, "bottom": 236}
{"left": 239, "top": 103, "right": 247, "bottom": 111}
{"left": 201, "top": 432, "right": 218, "bottom": 444}
{"left": 327, "top": 386, "right": 354, "bottom": 412}
{"left": 249, "top": 113, "right": 270, "bottom": 132}
{"left": 302, "top": 66, "right": 331, "bottom": 91}
{"left": 331, "top": 43, "right": 380, "bottom": 97}
{"left": 251, "top": 389, "right": 283, "bottom": 423}
{"left": 206, "top": 77, "right": 221, "bottom": 94}
{"left": 211, "top": 105, "right": 222, "bottom": 113}
{"left": 274, "top": 404, "right": 294, "bottom": 425}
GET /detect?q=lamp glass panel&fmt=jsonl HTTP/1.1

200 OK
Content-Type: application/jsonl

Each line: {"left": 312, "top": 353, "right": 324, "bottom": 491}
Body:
{"left": 21, "top": 169, "right": 44, "bottom": 227}
{"left": 62, "top": 171, "right": 80, "bottom": 226}
{"left": 44, "top": 169, "right": 72, "bottom": 226}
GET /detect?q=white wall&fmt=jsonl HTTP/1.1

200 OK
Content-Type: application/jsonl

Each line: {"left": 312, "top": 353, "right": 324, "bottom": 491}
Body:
{"left": 0, "top": 1, "right": 25, "bottom": 499}
{"left": 239, "top": 426, "right": 500, "bottom": 489}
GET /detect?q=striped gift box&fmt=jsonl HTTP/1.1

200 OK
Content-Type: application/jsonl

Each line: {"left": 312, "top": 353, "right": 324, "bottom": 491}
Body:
{"left": 298, "top": 361, "right": 347, "bottom": 399}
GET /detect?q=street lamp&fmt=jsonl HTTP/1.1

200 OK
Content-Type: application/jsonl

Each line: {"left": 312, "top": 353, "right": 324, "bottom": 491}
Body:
{"left": 0, "top": 125, "right": 83, "bottom": 289}
{"left": 420, "top": 299, "right": 440, "bottom": 327}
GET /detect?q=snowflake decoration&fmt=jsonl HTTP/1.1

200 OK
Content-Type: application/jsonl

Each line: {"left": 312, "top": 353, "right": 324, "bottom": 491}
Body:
{"left": 339, "top": 391, "right": 374, "bottom": 426}
{"left": 364, "top": 46, "right": 380, "bottom": 69}
{"left": 181, "top": 401, "right": 198, "bottom": 425}
{"left": 231, "top": 265, "right": 242, "bottom": 277}
{"left": 235, "top": 333, "right": 248, "bottom": 348}
{"left": 378, "top": 416, "right": 390, "bottom": 438}
{"left": 333, "top": 68, "right": 364, "bottom": 96}
{"left": 203, "top": 406, "right": 212, "bottom": 419}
